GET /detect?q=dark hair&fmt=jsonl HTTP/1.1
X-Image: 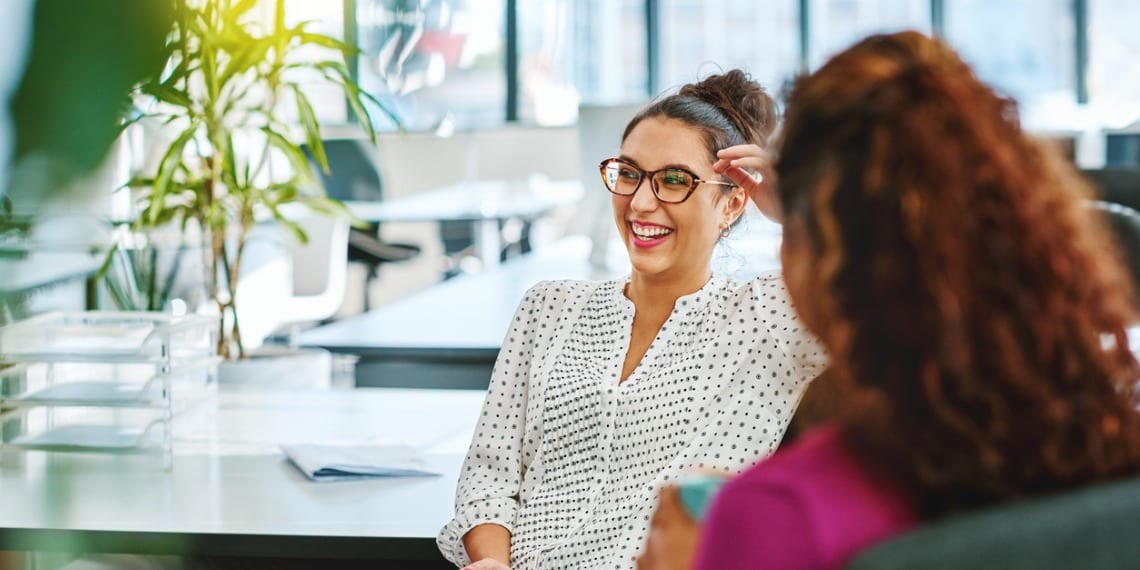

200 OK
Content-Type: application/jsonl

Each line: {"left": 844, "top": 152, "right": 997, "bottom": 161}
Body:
{"left": 777, "top": 31, "right": 1140, "bottom": 518}
{"left": 622, "top": 70, "right": 776, "bottom": 233}
{"left": 624, "top": 69, "right": 776, "bottom": 167}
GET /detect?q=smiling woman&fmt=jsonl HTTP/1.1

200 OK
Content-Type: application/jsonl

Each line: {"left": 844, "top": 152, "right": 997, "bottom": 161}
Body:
{"left": 437, "top": 70, "right": 828, "bottom": 570}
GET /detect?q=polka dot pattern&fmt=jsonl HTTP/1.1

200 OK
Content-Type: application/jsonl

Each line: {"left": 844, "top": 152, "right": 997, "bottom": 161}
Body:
{"left": 437, "top": 271, "right": 826, "bottom": 569}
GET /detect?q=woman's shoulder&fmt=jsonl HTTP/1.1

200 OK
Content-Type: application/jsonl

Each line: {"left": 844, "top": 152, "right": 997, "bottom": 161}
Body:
{"left": 715, "top": 269, "right": 801, "bottom": 326}
{"left": 716, "top": 269, "right": 789, "bottom": 301}
{"left": 702, "top": 427, "right": 918, "bottom": 569}
{"left": 520, "top": 278, "right": 624, "bottom": 308}
{"left": 722, "top": 425, "right": 916, "bottom": 529}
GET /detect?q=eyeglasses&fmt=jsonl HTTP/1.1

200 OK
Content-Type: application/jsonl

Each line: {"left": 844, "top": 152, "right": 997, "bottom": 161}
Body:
{"left": 598, "top": 157, "right": 736, "bottom": 204}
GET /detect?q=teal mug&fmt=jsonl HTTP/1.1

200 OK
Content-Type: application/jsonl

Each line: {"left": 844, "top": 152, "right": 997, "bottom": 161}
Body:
{"left": 676, "top": 473, "right": 728, "bottom": 521}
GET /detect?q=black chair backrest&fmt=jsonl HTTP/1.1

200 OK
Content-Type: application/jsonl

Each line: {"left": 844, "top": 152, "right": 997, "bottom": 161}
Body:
{"left": 846, "top": 475, "right": 1140, "bottom": 570}
{"left": 1081, "top": 168, "right": 1140, "bottom": 213}
{"left": 1107, "top": 132, "right": 1140, "bottom": 168}
{"left": 303, "top": 139, "right": 383, "bottom": 202}
{"left": 1088, "top": 200, "right": 1140, "bottom": 295}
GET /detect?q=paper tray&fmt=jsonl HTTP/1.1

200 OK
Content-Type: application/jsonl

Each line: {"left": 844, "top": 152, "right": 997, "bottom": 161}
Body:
{"left": 6, "top": 424, "right": 164, "bottom": 453}
{"left": 0, "top": 311, "right": 217, "bottom": 363}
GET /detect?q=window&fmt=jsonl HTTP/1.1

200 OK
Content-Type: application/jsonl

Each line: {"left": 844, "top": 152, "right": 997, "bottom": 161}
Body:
{"left": 808, "top": 0, "right": 931, "bottom": 69}
{"left": 354, "top": 0, "right": 507, "bottom": 131}
{"left": 1089, "top": 0, "right": 1140, "bottom": 120}
{"left": 571, "top": 1, "right": 647, "bottom": 106}
{"left": 944, "top": 0, "right": 1074, "bottom": 110}
{"left": 284, "top": 0, "right": 350, "bottom": 124}
{"left": 659, "top": 0, "right": 800, "bottom": 96}
{"left": 516, "top": 0, "right": 647, "bottom": 126}
{"left": 286, "top": 0, "right": 1135, "bottom": 135}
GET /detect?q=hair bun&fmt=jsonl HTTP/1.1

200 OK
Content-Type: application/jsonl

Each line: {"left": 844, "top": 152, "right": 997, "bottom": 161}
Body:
{"left": 678, "top": 69, "right": 778, "bottom": 145}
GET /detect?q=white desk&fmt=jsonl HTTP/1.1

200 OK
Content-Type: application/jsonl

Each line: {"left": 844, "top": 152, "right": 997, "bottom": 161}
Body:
{"left": 0, "top": 386, "right": 485, "bottom": 566}
{"left": 345, "top": 179, "right": 584, "bottom": 269}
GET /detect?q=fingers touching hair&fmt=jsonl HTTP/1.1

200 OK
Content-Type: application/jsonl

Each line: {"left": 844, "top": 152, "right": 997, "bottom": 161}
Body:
{"left": 625, "top": 69, "right": 778, "bottom": 158}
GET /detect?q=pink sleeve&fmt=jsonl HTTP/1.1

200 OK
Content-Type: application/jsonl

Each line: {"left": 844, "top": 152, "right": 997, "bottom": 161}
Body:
{"left": 693, "top": 478, "right": 822, "bottom": 570}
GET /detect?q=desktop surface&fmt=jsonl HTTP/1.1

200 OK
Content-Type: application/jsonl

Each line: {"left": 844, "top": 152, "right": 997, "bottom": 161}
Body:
{"left": 0, "top": 386, "right": 484, "bottom": 564}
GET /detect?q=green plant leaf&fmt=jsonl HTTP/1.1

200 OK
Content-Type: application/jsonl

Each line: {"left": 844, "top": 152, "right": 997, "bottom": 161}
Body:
{"left": 93, "top": 241, "right": 121, "bottom": 282}
{"left": 268, "top": 181, "right": 299, "bottom": 204}
{"left": 341, "top": 79, "right": 379, "bottom": 143}
{"left": 268, "top": 204, "right": 308, "bottom": 244}
{"left": 291, "top": 85, "right": 327, "bottom": 172}
{"left": 123, "top": 176, "right": 156, "bottom": 188}
{"left": 297, "top": 32, "right": 358, "bottom": 54}
{"left": 299, "top": 195, "right": 355, "bottom": 221}
{"left": 262, "top": 126, "right": 315, "bottom": 187}
{"left": 222, "top": 132, "right": 238, "bottom": 188}
{"left": 158, "top": 243, "right": 189, "bottom": 309}
{"left": 218, "top": 40, "right": 266, "bottom": 88}
{"left": 149, "top": 82, "right": 194, "bottom": 109}
{"left": 228, "top": 0, "right": 259, "bottom": 18}
{"left": 147, "top": 127, "right": 197, "bottom": 226}
{"left": 94, "top": 241, "right": 135, "bottom": 310}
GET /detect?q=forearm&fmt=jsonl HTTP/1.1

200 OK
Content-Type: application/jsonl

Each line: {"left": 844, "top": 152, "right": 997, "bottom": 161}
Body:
{"left": 463, "top": 523, "right": 512, "bottom": 565}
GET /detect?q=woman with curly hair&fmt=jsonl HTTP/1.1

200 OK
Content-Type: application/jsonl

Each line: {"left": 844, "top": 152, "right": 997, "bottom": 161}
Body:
{"left": 638, "top": 31, "right": 1140, "bottom": 570}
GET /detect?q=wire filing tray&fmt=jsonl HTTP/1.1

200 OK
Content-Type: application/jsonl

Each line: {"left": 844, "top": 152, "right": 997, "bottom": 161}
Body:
{"left": 0, "top": 311, "right": 220, "bottom": 468}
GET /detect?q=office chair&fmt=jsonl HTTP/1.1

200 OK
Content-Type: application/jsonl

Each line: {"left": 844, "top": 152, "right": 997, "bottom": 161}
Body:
{"left": 437, "top": 218, "right": 534, "bottom": 280}
{"left": 279, "top": 209, "right": 350, "bottom": 328}
{"left": 1088, "top": 200, "right": 1140, "bottom": 296}
{"left": 845, "top": 475, "right": 1140, "bottom": 570}
{"left": 1106, "top": 131, "right": 1140, "bottom": 168}
{"left": 303, "top": 139, "right": 421, "bottom": 311}
{"left": 1081, "top": 168, "right": 1140, "bottom": 213}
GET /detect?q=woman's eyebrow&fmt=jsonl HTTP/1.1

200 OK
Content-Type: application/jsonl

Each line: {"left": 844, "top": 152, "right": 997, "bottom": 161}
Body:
{"left": 618, "top": 155, "right": 698, "bottom": 173}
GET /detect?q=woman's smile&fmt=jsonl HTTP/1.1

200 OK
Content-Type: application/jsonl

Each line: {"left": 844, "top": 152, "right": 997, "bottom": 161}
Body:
{"left": 629, "top": 220, "right": 674, "bottom": 248}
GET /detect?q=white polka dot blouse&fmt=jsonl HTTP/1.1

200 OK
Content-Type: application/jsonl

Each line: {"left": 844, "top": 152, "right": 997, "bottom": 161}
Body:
{"left": 437, "top": 271, "right": 826, "bottom": 569}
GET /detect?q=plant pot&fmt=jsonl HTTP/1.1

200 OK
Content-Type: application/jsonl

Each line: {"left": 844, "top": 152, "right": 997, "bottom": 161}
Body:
{"left": 216, "top": 346, "right": 331, "bottom": 389}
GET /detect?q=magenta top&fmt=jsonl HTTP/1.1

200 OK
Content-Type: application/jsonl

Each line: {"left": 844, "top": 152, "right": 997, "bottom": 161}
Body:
{"left": 693, "top": 425, "right": 920, "bottom": 570}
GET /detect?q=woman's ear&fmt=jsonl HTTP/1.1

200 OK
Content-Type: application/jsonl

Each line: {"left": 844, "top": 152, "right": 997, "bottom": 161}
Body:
{"left": 722, "top": 187, "right": 748, "bottom": 226}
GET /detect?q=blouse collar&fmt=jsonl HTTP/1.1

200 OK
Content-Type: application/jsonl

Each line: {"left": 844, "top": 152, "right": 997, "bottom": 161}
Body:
{"left": 611, "top": 273, "right": 727, "bottom": 318}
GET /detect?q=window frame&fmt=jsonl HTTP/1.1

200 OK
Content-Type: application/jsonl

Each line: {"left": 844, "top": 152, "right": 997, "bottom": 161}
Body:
{"left": 339, "top": 0, "right": 1090, "bottom": 128}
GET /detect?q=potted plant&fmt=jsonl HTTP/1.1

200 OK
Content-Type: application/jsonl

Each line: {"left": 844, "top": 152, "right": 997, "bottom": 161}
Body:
{"left": 113, "top": 0, "right": 395, "bottom": 359}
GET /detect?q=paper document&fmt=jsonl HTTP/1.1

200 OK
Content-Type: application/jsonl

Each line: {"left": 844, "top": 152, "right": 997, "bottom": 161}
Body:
{"left": 282, "top": 443, "right": 441, "bottom": 482}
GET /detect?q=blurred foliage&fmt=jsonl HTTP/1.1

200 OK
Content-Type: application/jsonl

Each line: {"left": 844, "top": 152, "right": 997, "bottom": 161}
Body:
{"left": 6, "top": 0, "right": 174, "bottom": 208}
{"left": 0, "top": 0, "right": 174, "bottom": 320}
{"left": 119, "top": 0, "right": 394, "bottom": 359}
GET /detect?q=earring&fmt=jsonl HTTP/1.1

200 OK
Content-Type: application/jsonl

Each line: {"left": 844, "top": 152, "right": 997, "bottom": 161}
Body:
{"left": 721, "top": 226, "right": 731, "bottom": 238}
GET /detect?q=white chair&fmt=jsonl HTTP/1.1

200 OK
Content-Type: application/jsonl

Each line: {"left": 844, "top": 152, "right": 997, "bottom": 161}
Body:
{"left": 232, "top": 208, "right": 349, "bottom": 351}
{"left": 277, "top": 208, "right": 350, "bottom": 329}
{"left": 231, "top": 223, "right": 293, "bottom": 351}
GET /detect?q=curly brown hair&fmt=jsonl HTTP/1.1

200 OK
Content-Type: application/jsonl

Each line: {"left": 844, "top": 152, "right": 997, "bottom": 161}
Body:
{"left": 776, "top": 31, "right": 1140, "bottom": 518}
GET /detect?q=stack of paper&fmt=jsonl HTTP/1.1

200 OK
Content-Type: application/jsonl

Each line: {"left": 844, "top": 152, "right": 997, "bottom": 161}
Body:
{"left": 282, "top": 444, "right": 441, "bottom": 482}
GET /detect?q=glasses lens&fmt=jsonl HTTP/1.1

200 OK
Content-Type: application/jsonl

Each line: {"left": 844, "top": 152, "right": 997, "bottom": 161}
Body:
{"left": 652, "top": 169, "right": 695, "bottom": 202}
{"left": 602, "top": 160, "right": 641, "bottom": 195}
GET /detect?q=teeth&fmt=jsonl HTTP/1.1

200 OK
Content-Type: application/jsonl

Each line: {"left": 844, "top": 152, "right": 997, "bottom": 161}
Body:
{"left": 631, "top": 224, "right": 673, "bottom": 239}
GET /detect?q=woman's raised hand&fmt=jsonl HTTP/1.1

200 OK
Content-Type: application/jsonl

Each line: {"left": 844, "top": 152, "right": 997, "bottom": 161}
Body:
{"left": 713, "top": 144, "right": 781, "bottom": 223}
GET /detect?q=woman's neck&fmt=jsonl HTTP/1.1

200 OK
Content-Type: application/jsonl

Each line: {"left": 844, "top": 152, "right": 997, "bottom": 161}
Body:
{"left": 625, "top": 268, "right": 713, "bottom": 312}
